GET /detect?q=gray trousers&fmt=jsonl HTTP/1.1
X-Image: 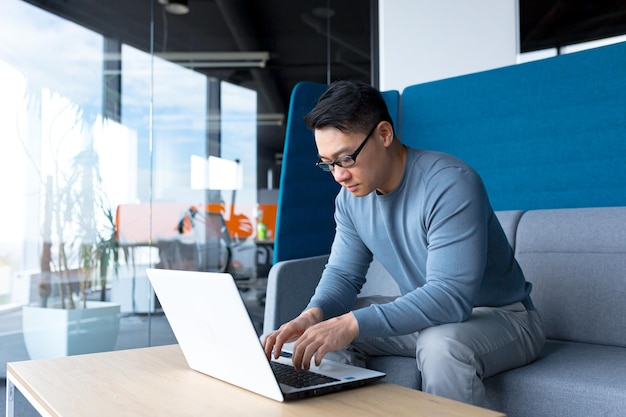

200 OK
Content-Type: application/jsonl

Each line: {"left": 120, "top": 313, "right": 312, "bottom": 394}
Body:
{"left": 331, "top": 296, "right": 546, "bottom": 408}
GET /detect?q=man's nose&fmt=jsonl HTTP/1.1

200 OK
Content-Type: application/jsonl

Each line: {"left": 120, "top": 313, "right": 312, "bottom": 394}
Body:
{"left": 332, "top": 166, "right": 350, "bottom": 182}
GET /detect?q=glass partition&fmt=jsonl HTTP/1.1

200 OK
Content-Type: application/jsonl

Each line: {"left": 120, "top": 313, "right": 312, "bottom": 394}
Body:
{"left": 0, "top": 0, "right": 373, "bottom": 390}
{"left": 0, "top": 0, "right": 137, "bottom": 363}
{"left": 0, "top": 0, "right": 274, "bottom": 372}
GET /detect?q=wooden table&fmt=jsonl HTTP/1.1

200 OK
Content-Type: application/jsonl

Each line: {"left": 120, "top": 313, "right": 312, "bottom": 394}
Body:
{"left": 6, "top": 344, "right": 505, "bottom": 417}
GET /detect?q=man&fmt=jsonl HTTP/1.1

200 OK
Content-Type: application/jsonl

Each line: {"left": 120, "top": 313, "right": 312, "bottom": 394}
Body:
{"left": 262, "top": 80, "right": 545, "bottom": 407}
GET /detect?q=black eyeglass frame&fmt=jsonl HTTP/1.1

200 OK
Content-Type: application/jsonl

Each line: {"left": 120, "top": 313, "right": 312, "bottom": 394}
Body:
{"left": 315, "top": 122, "right": 379, "bottom": 172}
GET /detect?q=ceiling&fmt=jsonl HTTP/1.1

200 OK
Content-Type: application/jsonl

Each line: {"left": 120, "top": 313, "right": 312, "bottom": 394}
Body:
{"left": 22, "top": 0, "right": 626, "bottom": 159}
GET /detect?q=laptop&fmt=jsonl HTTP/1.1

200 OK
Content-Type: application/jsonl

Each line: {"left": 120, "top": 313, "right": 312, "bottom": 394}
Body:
{"left": 146, "top": 268, "right": 385, "bottom": 402}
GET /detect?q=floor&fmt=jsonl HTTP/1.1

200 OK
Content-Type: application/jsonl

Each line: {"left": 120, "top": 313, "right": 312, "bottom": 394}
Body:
{"left": 0, "top": 281, "right": 266, "bottom": 417}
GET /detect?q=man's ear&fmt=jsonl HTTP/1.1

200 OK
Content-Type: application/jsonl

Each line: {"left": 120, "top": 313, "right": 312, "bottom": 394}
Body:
{"left": 378, "top": 121, "right": 395, "bottom": 146}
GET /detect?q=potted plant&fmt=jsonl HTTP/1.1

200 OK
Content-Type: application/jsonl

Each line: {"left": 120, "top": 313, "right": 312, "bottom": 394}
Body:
{"left": 20, "top": 99, "right": 122, "bottom": 360}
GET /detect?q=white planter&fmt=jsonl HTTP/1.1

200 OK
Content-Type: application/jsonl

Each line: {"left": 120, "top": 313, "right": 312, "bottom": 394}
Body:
{"left": 22, "top": 301, "right": 121, "bottom": 360}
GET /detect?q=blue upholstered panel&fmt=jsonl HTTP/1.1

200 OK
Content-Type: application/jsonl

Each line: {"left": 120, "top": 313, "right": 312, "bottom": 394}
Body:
{"left": 274, "top": 82, "right": 336, "bottom": 263}
{"left": 381, "top": 89, "right": 401, "bottom": 134}
{"left": 400, "top": 41, "right": 626, "bottom": 211}
{"left": 274, "top": 82, "right": 400, "bottom": 262}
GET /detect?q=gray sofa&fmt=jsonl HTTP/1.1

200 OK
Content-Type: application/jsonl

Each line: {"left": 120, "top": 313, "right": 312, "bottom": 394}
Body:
{"left": 263, "top": 206, "right": 626, "bottom": 417}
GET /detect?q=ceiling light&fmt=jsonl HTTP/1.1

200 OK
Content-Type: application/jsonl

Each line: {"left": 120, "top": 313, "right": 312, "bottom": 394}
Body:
{"left": 155, "top": 51, "right": 271, "bottom": 69}
{"left": 158, "top": 0, "right": 189, "bottom": 15}
{"left": 102, "top": 51, "right": 271, "bottom": 71}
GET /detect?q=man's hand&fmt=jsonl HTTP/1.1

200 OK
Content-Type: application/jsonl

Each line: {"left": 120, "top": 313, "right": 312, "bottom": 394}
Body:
{"left": 262, "top": 308, "right": 323, "bottom": 361}
{"left": 291, "top": 312, "right": 359, "bottom": 371}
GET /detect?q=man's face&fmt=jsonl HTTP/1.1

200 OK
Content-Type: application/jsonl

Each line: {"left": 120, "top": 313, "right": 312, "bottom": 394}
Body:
{"left": 315, "top": 125, "right": 382, "bottom": 197}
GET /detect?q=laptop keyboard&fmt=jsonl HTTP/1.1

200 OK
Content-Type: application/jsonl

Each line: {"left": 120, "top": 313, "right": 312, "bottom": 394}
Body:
{"left": 270, "top": 361, "right": 340, "bottom": 388}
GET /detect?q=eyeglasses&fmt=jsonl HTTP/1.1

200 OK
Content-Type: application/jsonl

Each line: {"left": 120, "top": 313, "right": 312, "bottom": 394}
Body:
{"left": 315, "top": 123, "right": 379, "bottom": 172}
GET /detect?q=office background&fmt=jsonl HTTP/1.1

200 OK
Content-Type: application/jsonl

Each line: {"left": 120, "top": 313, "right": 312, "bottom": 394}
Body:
{"left": 2, "top": 1, "right": 626, "bottom": 415}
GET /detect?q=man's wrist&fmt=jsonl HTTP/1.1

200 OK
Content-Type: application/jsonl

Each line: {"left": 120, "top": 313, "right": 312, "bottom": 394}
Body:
{"left": 301, "top": 307, "right": 323, "bottom": 325}
{"left": 346, "top": 312, "right": 359, "bottom": 338}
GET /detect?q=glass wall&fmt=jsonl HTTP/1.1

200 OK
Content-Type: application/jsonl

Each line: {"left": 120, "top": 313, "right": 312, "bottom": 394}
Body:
{"left": 0, "top": 1, "right": 257, "bottom": 365}
{"left": 0, "top": 0, "right": 373, "bottom": 386}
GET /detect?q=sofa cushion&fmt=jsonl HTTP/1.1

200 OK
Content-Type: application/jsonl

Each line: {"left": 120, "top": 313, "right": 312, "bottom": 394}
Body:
{"left": 360, "top": 258, "right": 400, "bottom": 298}
{"left": 366, "top": 355, "right": 420, "bottom": 389}
{"left": 484, "top": 340, "right": 626, "bottom": 417}
{"left": 364, "top": 340, "right": 626, "bottom": 417}
{"left": 514, "top": 207, "right": 626, "bottom": 347}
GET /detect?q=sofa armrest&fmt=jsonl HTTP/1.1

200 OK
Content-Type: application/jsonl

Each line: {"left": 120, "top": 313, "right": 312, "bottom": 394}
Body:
{"left": 262, "top": 254, "right": 329, "bottom": 335}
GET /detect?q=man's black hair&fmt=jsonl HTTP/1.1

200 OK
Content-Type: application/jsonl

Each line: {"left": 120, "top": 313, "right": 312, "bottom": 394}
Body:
{"left": 303, "top": 80, "right": 395, "bottom": 135}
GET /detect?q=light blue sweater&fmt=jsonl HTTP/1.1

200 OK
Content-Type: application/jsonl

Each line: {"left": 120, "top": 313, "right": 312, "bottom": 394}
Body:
{"left": 306, "top": 147, "right": 531, "bottom": 338}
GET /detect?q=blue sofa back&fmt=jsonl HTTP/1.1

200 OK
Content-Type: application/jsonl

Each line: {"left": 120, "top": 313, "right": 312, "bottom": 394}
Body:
{"left": 401, "top": 41, "right": 626, "bottom": 211}
{"left": 274, "top": 42, "right": 626, "bottom": 261}
{"left": 273, "top": 82, "right": 334, "bottom": 264}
